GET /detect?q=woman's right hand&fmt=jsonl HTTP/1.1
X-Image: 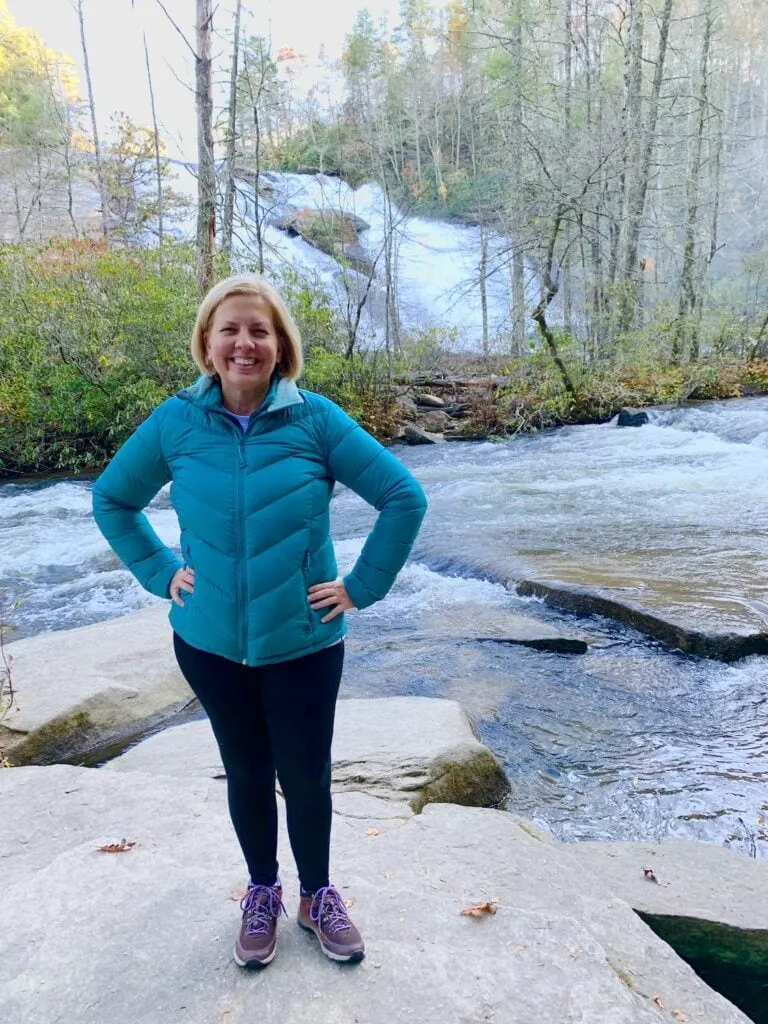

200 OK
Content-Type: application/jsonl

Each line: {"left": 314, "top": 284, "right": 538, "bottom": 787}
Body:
{"left": 170, "top": 567, "right": 195, "bottom": 606}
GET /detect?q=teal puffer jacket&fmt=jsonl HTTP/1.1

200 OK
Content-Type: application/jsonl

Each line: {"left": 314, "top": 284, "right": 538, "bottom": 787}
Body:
{"left": 92, "top": 374, "right": 427, "bottom": 666}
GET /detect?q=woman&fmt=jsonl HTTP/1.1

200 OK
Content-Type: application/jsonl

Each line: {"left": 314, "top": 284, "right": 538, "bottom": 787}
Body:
{"left": 92, "top": 274, "right": 427, "bottom": 969}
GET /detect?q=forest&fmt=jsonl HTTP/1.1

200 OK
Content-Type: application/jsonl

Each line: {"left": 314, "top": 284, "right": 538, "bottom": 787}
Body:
{"left": 2, "top": 0, "right": 768, "bottom": 475}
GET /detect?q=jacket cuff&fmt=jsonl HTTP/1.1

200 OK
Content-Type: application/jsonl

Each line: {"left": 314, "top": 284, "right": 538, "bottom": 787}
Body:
{"left": 145, "top": 556, "right": 184, "bottom": 600}
{"left": 342, "top": 573, "right": 377, "bottom": 611}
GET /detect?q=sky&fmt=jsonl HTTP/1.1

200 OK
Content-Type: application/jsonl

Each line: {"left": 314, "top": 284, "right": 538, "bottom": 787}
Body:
{"left": 8, "top": 0, "right": 403, "bottom": 160}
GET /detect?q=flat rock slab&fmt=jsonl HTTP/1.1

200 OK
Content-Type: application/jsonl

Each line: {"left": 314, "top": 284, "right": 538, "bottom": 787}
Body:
{"left": 108, "top": 696, "right": 511, "bottom": 813}
{"left": 515, "top": 578, "right": 768, "bottom": 661}
{"left": 0, "top": 606, "right": 192, "bottom": 765}
{"left": 567, "top": 840, "right": 768, "bottom": 974}
{"left": 0, "top": 765, "right": 750, "bottom": 1024}
{"left": 418, "top": 603, "right": 590, "bottom": 653}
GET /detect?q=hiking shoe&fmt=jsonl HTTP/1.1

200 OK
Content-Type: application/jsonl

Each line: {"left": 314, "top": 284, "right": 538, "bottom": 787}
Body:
{"left": 234, "top": 882, "right": 286, "bottom": 968}
{"left": 298, "top": 885, "right": 365, "bottom": 963}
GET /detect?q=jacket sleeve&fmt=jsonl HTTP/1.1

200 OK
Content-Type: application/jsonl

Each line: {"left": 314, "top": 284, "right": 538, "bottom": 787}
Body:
{"left": 91, "top": 404, "right": 182, "bottom": 600}
{"left": 321, "top": 400, "right": 427, "bottom": 610}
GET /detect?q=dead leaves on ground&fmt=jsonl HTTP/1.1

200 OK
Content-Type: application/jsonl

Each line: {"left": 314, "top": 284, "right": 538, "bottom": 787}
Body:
{"left": 364, "top": 827, "right": 381, "bottom": 837}
{"left": 643, "top": 866, "right": 669, "bottom": 887}
{"left": 459, "top": 899, "right": 498, "bottom": 917}
{"left": 97, "top": 838, "right": 136, "bottom": 853}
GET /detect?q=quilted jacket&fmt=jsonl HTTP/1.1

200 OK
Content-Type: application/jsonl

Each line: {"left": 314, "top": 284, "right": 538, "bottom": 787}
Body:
{"left": 92, "top": 374, "right": 427, "bottom": 665}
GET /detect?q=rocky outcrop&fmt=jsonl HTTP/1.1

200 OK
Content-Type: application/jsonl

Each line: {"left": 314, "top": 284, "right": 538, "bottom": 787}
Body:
{"left": 275, "top": 207, "right": 372, "bottom": 272}
{"left": 566, "top": 840, "right": 768, "bottom": 1020}
{"left": 514, "top": 578, "right": 768, "bottom": 662}
{"left": 0, "top": 606, "right": 192, "bottom": 765}
{"left": 108, "top": 696, "right": 511, "bottom": 814}
{"left": 0, "top": 760, "right": 754, "bottom": 1024}
{"left": 617, "top": 408, "right": 650, "bottom": 427}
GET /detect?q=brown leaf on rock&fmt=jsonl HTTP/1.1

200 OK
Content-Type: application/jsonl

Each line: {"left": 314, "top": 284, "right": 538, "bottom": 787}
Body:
{"left": 671, "top": 1012, "right": 689, "bottom": 1023}
{"left": 230, "top": 888, "right": 247, "bottom": 902}
{"left": 97, "top": 838, "right": 136, "bottom": 853}
{"left": 459, "top": 900, "right": 498, "bottom": 917}
{"left": 652, "top": 994, "right": 664, "bottom": 1008}
{"left": 365, "top": 827, "right": 380, "bottom": 837}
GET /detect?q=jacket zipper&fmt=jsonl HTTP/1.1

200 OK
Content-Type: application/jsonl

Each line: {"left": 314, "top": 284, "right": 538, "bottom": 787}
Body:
{"left": 235, "top": 431, "right": 247, "bottom": 663}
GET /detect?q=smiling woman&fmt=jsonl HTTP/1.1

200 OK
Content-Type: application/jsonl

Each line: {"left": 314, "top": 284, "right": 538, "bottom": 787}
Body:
{"left": 91, "top": 271, "right": 427, "bottom": 970}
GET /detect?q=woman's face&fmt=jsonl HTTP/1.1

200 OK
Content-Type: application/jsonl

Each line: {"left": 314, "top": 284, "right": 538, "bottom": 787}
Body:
{"left": 205, "top": 295, "right": 282, "bottom": 394}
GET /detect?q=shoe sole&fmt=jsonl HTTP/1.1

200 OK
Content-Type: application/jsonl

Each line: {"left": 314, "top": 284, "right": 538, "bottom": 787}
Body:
{"left": 233, "top": 944, "right": 276, "bottom": 969}
{"left": 297, "top": 918, "right": 365, "bottom": 963}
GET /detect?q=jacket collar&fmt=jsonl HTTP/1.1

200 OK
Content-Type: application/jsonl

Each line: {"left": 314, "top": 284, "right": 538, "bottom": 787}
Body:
{"left": 178, "top": 372, "right": 304, "bottom": 416}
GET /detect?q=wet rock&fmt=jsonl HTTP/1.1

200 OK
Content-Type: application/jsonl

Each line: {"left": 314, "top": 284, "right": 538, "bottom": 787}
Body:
{"left": 617, "top": 408, "right": 649, "bottom": 427}
{"left": 403, "top": 425, "right": 443, "bottom": 445}
{"left": 108, "top": 696, "right": 512, "bottom": 814}
{"left": 419, "top": 605, "right": 589, "bottom": 655}
{"left": 415, "top": 393, "right": 446, "bottom": 409}
{"left": 419, "top": 410, "right": 453, "bottom": 433}
{"left": 0, "top": 607, "right": 192, "bottom": 766}
{"left": 514, "top": 578, "right": 768, "bottom": 662}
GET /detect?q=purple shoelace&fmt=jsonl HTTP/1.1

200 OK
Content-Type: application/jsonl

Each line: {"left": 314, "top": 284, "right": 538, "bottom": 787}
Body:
{"left": 309, "top": 886, "right": 352, "bottom": 935}
{"left": 240, "top": 884, "right": 286, "bottom": 936}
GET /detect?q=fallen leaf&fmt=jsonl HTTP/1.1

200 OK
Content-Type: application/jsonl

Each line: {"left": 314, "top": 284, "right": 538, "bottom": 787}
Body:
{"left": 459, "top": 900, "right": 498, "bottom": 917}
{"left": 230, "top": 888, "right": 247, "bottom": 902}
{"left": 344, "top": 899, "right": 355, "bottom": 908}
{"left": 513, "top": 943, "right": 527, "bottom": 953}
{"left": 365, "top": 827, "right": 380, "bottom": 837}
{"left": 652, "top": 994, "right": 664, "bottom": 1008}
{"left": 97, "top": 838, "right": 135, "bottom": 853}
{"left": 671, "top": 1012, "right": 689, "bottom": 1023}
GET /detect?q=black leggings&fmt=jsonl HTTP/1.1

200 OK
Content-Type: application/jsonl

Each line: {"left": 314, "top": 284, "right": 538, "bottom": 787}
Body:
{"left": 173, "top": 633, "right": 344, "bottom": 893}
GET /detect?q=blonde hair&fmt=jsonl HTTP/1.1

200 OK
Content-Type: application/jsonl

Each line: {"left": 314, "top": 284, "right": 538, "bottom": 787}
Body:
{"left": 190, "top": 274, "right": 304, "bottom": 380}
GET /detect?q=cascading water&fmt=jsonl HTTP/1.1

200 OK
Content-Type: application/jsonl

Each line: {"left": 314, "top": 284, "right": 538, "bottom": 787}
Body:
{"left": 2, "top": 397, "right": 767, "bottom": 857}
{"left": 174, "top": 164, "right": 526, "bottom": 344}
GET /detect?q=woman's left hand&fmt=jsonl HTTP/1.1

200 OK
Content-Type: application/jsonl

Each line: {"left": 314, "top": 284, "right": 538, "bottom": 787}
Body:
{"left": 307, "top": 579, "right": 355, "bottom": 623}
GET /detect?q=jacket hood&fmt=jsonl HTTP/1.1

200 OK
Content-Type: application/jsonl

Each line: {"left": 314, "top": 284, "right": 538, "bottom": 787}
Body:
{"left": 177, "top": 372, "right": 304, "bottom": 415}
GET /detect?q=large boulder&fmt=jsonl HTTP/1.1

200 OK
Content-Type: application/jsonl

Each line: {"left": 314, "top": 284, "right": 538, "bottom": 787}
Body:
{"left": 617, "top": 407, "right": 650, "bottom": 427}
{"left": 275, "top": 207, "right": 371, "bottom": 270}
{"left": 0, "top": 606, "right": 192, "bottom": 766}
{"left": 0, "top": 764, "right": 751, "bottom": 1024}
{"left": 567, "top": 840, "right": 768, "bottom": 980}
{"left": 108, "top": 696, "right": 511, "bottom": 814}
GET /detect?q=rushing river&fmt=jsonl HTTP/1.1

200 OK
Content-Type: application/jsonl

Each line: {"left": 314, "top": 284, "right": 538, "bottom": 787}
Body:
{"left": 1, "top": 398, "right": 767, "bottom": 857}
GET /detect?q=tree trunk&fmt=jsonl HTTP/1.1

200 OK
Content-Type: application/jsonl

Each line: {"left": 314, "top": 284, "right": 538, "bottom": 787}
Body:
{"left": 77, "top": 0, "right": 107, "bottom": 237}
{"left": 222, "top": 0, "right": 242, "bottom": 262}
{"left": 479, "top": 222, "right": 489, "bottom": 358}
{"left": 143, "top": 33, "right": 163, "bottom": 248}
{"left": 674, "top": 0, "right": 713, "bottom": 363}
{"left": 532, "top": 209, "right": 577, "bottom": 398}
{"left": 196, "top": 0, "right": 216, "bottom": 295}
{"left": 617, "top": 0, "right": 675, "bottom": 335}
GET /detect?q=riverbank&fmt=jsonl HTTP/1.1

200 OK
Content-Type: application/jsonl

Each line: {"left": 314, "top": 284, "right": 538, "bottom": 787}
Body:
{"left": 392, "top": 360, "right": 768, "bottom": 446}
{"left": 2, "top": 396, "right": 767, "bottom": 858}
{"left": 1, "top": 693, "right": 766, "bottom": 1023}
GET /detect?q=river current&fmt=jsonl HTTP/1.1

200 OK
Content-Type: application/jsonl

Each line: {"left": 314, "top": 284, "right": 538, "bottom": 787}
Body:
{"left": 1, "top": 398, "right": 767, "bottom": 856}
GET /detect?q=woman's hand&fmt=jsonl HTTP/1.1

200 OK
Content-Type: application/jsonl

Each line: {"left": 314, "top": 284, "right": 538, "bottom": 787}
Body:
{"left": 170, "top": 567, "right": 195, "bottom": 606}
{"left": 308, "top": 579, "right": 354, "bottom": 623}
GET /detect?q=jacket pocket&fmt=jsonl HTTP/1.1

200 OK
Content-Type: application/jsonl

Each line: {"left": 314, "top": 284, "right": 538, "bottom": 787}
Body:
{"left": 301, "top": 551, "right": 314, "bottom": 634}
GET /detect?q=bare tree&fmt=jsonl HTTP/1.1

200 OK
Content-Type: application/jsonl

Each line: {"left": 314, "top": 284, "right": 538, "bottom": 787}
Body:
{"left": 143, "top": 33, "right": 164, "bottom": 246}
{"left": 222, "top": 0, "right": 242, "bottom": 261}
{"left": 76, "top": 0, "right": 107, "bottom": 236}
{"left": 196, "top": 0, "right": 216, "bottom": 294}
